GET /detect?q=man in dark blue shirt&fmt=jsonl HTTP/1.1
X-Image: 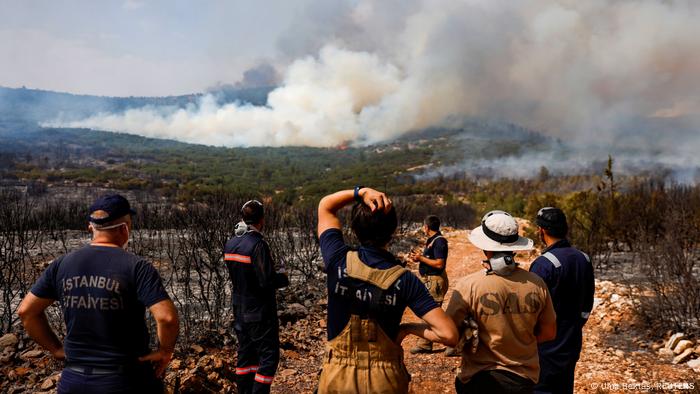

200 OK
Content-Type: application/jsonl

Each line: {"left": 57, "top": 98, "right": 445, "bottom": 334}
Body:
{"left": 18, "top": 194, "right": 179, "bottom": 393}
{"left": 316, "top": 186, "right": 457, "bottom": 393}
{"left": 529, "top": 207, "right": 595, "bottom": 394}
{"left": 409, "top": 215, "right": 451, "bottom": 354}
{"left": 224, "top": 200, "right": 288, "bottom": 394}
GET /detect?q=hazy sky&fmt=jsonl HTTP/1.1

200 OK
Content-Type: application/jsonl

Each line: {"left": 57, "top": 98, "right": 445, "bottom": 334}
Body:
{"left": 6, "top": 0, "right": 700, "bottom": 161}
{"left": 0, "top": 0, "right": 315, "bottom": 96}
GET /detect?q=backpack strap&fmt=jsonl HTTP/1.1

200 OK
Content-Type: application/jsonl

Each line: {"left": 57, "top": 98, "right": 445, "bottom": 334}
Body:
{"left": 345, "top": 251, "right": 407, "bottom": 290}
{"left": 426, "top": 235, "right": 445, "bottom": 250}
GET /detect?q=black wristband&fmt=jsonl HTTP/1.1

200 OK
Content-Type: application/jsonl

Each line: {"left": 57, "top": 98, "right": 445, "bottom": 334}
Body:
{"left": 353, "top": 185, "right": 365, "bottom": 203}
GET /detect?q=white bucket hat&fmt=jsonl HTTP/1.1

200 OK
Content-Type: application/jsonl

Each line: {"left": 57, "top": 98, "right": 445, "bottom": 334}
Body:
{"left": 468, "top": 210, "right": 534, "bottom": 252}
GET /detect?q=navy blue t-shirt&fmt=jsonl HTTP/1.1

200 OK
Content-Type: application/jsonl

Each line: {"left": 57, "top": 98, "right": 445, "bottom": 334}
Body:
{"left": 419, "top": 232, "right": 448, "bottom": 276}
{"left": 320, "top": 229, "right": 437, "bottom": 341}
{"left": 31, "top": 245, "right": 170, "bottom": 367}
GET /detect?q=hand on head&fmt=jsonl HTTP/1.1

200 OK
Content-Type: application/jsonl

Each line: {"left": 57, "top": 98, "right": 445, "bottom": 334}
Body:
{"left": 359, "top": 188, "right": 392, "bottom": 213}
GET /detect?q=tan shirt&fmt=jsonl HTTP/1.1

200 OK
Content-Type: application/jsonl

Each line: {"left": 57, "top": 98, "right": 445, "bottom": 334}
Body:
{"left": 446, "top": 267, "right": 556, "bottom": 383}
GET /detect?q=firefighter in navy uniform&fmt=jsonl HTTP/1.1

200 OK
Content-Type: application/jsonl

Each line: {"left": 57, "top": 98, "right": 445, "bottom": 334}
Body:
{"left": 18, "top": 194, "right": 179, "bottom": 394}
{"left": 224, "top": 200, "right": 289, "bottom": 394}
{"left": 409, "top": 215, "right": 451, "bottom": 355}
{"left": 529, "top": 207, "right": 595, "bottom": 394}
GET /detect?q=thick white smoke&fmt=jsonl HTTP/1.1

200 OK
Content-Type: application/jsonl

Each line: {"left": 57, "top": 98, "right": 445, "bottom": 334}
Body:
{"left": 55, "top": 0, "right": 700, "bottom": 148}
{"left": 56, "top": 46, "right": 402, "bottom": 146}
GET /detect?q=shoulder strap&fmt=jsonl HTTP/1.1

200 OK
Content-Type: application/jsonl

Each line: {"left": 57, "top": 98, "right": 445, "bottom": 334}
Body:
{"left": 345, "top": 251, "right": 407, "bottom": 290}
{"left": 427, "top": 235, "right": 445, "bottom": 250}
{"left": 542, "top": 251, "right": 562, "bottom": 268}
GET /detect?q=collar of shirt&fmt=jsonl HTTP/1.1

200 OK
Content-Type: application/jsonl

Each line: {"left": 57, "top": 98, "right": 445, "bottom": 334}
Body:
{"left": 426, "top": 231, "right": 443, "bottom": 245}
{"left": 543, "top": 238, "right": 571, "bottom": 253}
{"left": 357, "top": 245, "right": 400, "bottom": 268}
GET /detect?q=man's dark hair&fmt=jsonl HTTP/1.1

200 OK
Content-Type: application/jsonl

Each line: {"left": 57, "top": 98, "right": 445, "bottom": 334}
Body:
{"left": 542, "top": 226, "right": 567, "bottom": 239}
{"left": 425, "top": 215, "right": 440, "bottom": 232}
{"left": 241, "top": 200, "right": 264, "bottom": 224}
{"left": 536, "top": 207, "right": 568, "bottom": 239}
{"left": 351, "top": 203, "right": 397, "bottom": 248}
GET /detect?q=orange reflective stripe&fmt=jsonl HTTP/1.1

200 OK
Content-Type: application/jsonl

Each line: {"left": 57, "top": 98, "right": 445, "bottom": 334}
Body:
{"left": 254, "top": 373, "right": 274, "bottom": 384}
{"left": 236, "top": 365, "right": 259, "bottom": 375}
{"left": 225, "top": 253, "right": 252, "bottom": 264}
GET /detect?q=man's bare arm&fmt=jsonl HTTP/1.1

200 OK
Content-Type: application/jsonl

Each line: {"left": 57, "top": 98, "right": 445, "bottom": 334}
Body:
{"left": 398, "top": 308, "right": 458, "bottom": 347}
{"left": 139, "top": 299, "right": 179, "bottom": 377}
{"left": 17, "top": 293, "right": 64, "bottom": 360}
{"left": 415, "top": 256, "right": 445, "bottom": 270}
{"left": 535, "top": 320, "right": 557, "bottom": 343}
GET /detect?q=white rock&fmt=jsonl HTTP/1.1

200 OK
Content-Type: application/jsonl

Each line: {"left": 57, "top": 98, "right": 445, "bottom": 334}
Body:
{"left": 687, "top": 358, "right": 700, "bottom": 372}
{"left": 666, "top": 333, "right": 685, "bottom": 350}
{"left": 0, "top": 351, "right": 12, "bottom": 364}
{"left": 672, "top": 348, "right": 693, "bottom": 365}
{"left": 674, "top": 340, "right": 694, "bottom": 355}
{"left": 592, "top": 298, "right": 604, "bottom": 310}
{"left": 278, "top": 368, "right": 297, "bottom": 378}
{"left": 287, "top": 303, "right": 308, "bottom": 315}
{"left": 40, "top": 377, "right": 55, "bottom": 390}
{"left": 0, "top": 333, "right": 18, "bottom": 349}
{"left": 20, "top": 349, "right": 43, "bottom": 359}
{"left": 610, "top": 294, "right": 621, "bottom": 303}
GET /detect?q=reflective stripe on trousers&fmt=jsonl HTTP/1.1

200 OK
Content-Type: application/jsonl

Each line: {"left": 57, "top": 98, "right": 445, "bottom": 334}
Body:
{"left": 317, "top": 315, "right": 410, "bottom": 394}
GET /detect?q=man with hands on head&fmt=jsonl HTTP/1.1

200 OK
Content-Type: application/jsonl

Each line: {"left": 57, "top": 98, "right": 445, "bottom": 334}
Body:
{"left": 18, "top": 194, "right": 178, "bottom": 394}
{"left": 316, "top": 186, "right": 457, "bottom": 394}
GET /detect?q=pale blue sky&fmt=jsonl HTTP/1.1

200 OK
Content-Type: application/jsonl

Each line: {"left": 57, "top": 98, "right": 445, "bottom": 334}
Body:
{"left": 0, "top": 0, "right": 318, "bottom": 96}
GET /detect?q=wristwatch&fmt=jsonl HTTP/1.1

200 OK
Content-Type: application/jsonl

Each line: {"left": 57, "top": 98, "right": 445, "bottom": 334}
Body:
{"left": 353, "top": 185, "right": 365, "bottom": 203}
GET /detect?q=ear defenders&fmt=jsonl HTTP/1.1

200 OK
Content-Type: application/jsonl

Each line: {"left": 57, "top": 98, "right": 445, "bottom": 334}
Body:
{"left": 241, "top": 199, "right": 263, "bottom": 212}
{"left": 484, "top": 252, "right": 517, "bottom": 275}
{"left": 234, "top": 221, "right": 249, "bottom": 237}
{"left": 236, "top": 199, "right": 264, "bottom": 237}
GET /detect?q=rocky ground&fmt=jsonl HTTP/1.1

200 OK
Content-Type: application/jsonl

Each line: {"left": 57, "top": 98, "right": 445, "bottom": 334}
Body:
{"left": 1, "top": 229, "right": 699, "bottom": 393}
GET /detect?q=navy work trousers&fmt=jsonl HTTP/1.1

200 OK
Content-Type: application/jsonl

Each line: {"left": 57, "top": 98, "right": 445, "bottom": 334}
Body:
{"left": 57, "top": 366, "right": 163, "bottom": 394}
{"left": 455, "top": 370, "right": 535, "bottom": 394}
{"left": 533, "top": 356, "right": 577, "bottom": 394}
{"left": 234, "top": 318, "right": 280, "bottom": 394}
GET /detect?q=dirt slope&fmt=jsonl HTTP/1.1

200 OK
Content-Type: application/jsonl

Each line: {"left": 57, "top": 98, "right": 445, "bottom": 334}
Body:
{"left": 399, "top": 229, "right": 699, "bottom": 394}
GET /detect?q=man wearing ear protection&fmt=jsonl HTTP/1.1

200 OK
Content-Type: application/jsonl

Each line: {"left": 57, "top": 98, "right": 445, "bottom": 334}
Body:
{"left": 445, "top": 210, "right": 557, "bottom": 394}
{"left": 18, "top": 194, "right": 179, "bottom": 393}
{"left": 224, "top": 200, "right": 289, "bottom": 394}
{"left": 530, "top": 207, "right": 594, "bottom": 394}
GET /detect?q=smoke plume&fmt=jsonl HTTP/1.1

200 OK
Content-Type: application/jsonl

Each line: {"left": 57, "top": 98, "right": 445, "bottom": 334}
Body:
{"left": 54, "top": 0, "right": 700, "bottom": 149}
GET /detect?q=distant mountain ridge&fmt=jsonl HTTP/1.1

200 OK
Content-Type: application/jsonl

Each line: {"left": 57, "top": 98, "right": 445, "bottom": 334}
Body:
{"left": 0, "top": 85, "right": 551, "bottom": 147}
{"left": 0, "top": 85, "right": 273, "bottom": 126}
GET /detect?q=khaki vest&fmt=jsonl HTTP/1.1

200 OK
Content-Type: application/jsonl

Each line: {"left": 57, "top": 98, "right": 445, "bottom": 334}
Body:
{"left": 317, "top": 252, "right": 411, "bottom": 394}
